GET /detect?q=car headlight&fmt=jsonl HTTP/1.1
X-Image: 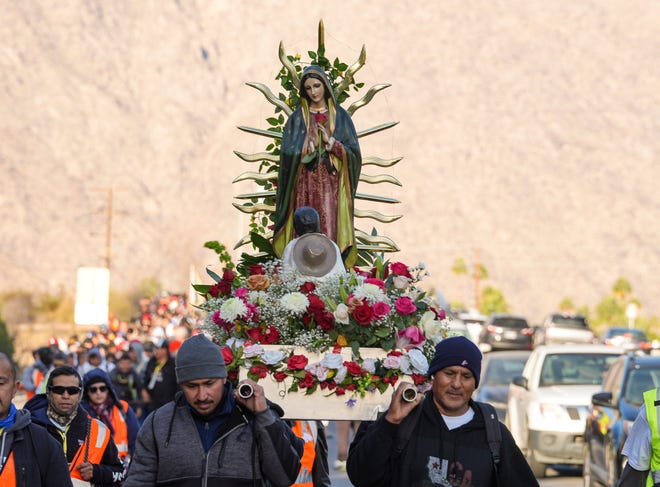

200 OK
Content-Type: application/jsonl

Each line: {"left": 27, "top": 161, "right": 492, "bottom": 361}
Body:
{"left": 531, "top": 402, "right": 569, "bottom": 423}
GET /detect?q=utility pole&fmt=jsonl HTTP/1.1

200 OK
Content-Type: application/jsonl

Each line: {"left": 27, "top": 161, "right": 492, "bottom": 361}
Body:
{"left": 104, "top": 188, "right": 113, "bottom": 269}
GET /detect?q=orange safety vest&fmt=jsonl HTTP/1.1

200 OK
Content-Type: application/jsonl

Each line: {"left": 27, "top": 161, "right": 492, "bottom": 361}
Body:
{"left": 110, "top": 401, "right": 130, "bottom": 459}
{"left": 0, "top": 451, "right": 16, "bottom": 484}
{"left": 291, "top": 421, "right": 316, "bottom": 487}
{"left": 69, "top": 418, "right": 111, "bottom": 481}
{"left": 25, "top": 369, "right": 44, "bottom": 400}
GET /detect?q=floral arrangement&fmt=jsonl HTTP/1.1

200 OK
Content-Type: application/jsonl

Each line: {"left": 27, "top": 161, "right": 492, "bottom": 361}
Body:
{"left": 197, "top": 257, "right": 450, "bottom": 398}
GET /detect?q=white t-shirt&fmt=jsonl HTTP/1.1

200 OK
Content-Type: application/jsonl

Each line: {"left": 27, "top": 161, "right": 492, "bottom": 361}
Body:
{"left": 442, "top": 407, "right": 475, "bottom": 430}
{"left": 621, "top": 403, "right": 652, "bottom": 470}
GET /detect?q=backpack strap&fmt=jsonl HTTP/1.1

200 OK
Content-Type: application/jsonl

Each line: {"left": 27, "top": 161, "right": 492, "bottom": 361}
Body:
{"left": 475, "top": 401, "right": 502, "bottom": 485}
{"left": 393, "top": 399, "right": 424, "bottom": 456}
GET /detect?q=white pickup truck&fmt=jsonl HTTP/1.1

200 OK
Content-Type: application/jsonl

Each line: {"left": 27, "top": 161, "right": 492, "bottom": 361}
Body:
{"left": 506, "top": 344, "right": 623, "bottom": 477}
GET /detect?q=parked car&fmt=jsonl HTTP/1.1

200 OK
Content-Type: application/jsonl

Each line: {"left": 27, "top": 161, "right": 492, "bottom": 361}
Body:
{"left": 478, "top": 313, "right": 534, "bottom": 351}
{"left": 506, "top": 344, "right": 623, "bottom": 477}
{"left": 458, "top": 311, "right": 487, "bottom": 343}
{"left": 583, "top": 353, "right": 660, "bottom": 487}
{"left": 602, "top": 326, "right": 653, "bottom": 354}
{"left": 534, "top": 312, "right": 595, "bottom": 346}
{"left": 474, "top": 350, "right": 531, "bottom": 421}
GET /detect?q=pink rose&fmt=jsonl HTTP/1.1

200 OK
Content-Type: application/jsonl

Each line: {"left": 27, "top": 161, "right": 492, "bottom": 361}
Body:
{"left": 372, "top": 301, "right": 391, "bottom": 319}
{"left": 395, "top": 296, "right": 417, "bottom": 315}
{"left": 397, "top": 326, "right": 426, "bottom": 346}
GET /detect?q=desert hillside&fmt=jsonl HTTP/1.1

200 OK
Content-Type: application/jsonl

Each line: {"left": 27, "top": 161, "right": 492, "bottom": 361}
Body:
{"left": 2, "top": 0, "right": 659, "bottom": 323}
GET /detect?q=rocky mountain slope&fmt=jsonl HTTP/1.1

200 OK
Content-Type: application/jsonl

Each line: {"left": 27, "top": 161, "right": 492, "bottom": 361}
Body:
{"left": 2, "top": 0, "right": 659, "bottom": 322}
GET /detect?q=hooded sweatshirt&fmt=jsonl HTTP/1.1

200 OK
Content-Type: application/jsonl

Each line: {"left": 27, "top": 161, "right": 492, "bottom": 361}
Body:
{"left": 347, "top": 393, "right": 539, "bottom": 487}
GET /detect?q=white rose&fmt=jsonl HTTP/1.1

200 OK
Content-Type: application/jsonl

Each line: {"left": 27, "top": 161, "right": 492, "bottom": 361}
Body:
{"left": 321, "top": 353, "right": 344, "bottom": 369}
{"left": 383, "top": 355, "right": 402, "bottom": 370}
{"left": 398, "top": 355, "right": 412, "bottom": 375}
{"left": 334, "top": 365, "right": 348, "bottom": 383}
{"left": 305, "top": 362, "right": 330, "bottom": 381}
{"left": 243, "top": 343, "right": 264, "bottom": 358}
{"left": 361, "top": 358, "right": 377, "bottom": 374}
{"left": 225, "top": 337, "right": 245, "bottom": 349}
{"left": 392, "top": 276, "right": 410, "bottom": 290}
{"left": 262, "top": 349, "right": 285, "bottom": 365}
{"left": 407, "top": 348, "right": 429, "bottom": 374}
{"left": 333, "top": 303, "right": 350, "bottom": 324}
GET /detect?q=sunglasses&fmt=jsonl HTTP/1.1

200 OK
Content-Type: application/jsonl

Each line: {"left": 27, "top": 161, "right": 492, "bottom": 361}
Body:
{"left": 88, "top": 385, "right": 108, "bottom": 394}
{"left": 48, "top": 386, "right": 82, "bottom": 396}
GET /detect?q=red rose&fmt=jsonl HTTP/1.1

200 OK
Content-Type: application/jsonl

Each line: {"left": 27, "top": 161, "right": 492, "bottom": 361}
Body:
{"left": 335, "top": 386, "right": 346, "bottom": 396}
{"left": 352, "top": 267, "right": 371, "bottom": 278}
{"left": 209, "top": 283, "right": 222, "bottom": 298}
{"left": 316, "top": 312, "right": 335, "bottom": 331}
{"left": 344, "top": 361, "right": 362, "bottom": 376}
{"left": 316, "top": 113, "right": 328, "bottom": 125}
{"left": 246, "top": 327, "right": 262, "bottom": 342}
{"left": 389, "top": 374, "right": 399, "bottom": 386}
{"left": 222, "top": 268, "right": 236, "bottom": 282}
{"left": 299, "top": 282, "right": 316, "bottom": 294}
{"left": 346, "top": 383, "right": 357, "bottom": 391}
{"left": 228, "top": 370, "right": 239, "bottom": 381}
{"left": 307, "top": 294, "right": 325, "bottom": 313}
{"left": 273, "top": 371, "right": 288, "bottom": 382}
{"left": 220, "top": 346, "right": 234, "bottom": 365}
{"left": 326, "top": 380, "right": 336, "bottom": 390}
{"left": 387, "top": 350, "right": 403, "bottom": 357}
{"left": 249, "top": 364, "right": 269, "bottom": 379}
{"left": 218, "top": 280, "right": 232, "bottom": 296}
{"left": 372, "top": 301, "right": 391, "bottom": 319}
{"left": 390, "top": 262, "right": 412, "bottom": 278}
{"left": 286, "top": 354, "right": 309, "bottom": 370}
{"left": 302, "top": 314, "right": 314, "bottom": 327}
{"left": 412, "top": 373, "right": 427, "bottom": 385}
{"left": 299, "top": 371, "right": 316, "bottom": 389}
{"left": 260, "top": 326, "right": 280, "bottom": 344}
{"left": 352, "top": 303, "right": 374, "bottom": 326}
{"left": 248, "top": 264, "right": 264, "bottom": 275}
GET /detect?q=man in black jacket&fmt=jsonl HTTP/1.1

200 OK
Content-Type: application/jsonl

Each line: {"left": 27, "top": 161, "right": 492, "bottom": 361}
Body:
{"left": 24, "top": 365, "right": 125, "bottom": 486}
{"left": 347, "top": 336, "right": 539, "bottom": 486}
{"left": 0, "top": 352, "right": 72, "bottom": 486}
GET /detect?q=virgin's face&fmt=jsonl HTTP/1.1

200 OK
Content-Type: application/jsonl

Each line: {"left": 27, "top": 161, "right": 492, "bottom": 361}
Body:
{"left": 303, "top": 77, "right": 326, "bottom": 107}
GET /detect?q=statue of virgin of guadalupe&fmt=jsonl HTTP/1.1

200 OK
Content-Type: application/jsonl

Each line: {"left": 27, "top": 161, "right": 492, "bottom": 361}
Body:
{"left": 272, "top": 65, "right": 362, "bottom": 268}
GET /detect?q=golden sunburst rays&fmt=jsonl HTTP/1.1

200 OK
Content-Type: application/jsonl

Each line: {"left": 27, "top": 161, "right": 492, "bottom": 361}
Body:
{"left": 233, "top": 20, "right": 402, "bottom": 254}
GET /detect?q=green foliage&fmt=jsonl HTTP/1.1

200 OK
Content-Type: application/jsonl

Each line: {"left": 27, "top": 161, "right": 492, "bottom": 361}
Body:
{"left": 557, "top": 297, "right": 575, "bottom": 312}
{"left": 479, "top": 286, "right": 509, "bottom": 315}
{"left": 204, "top": 241, "right": 236, "bottom": 270}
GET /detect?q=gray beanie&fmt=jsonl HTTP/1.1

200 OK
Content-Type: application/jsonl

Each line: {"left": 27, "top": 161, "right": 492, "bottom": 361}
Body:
{"left": 175, "top": 334, "right": 227, "bottom": 384}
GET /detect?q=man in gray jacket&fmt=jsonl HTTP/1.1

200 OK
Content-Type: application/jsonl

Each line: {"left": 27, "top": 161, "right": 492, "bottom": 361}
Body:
{"left": 124, "top": 333, "right": 303, "bottom": 486}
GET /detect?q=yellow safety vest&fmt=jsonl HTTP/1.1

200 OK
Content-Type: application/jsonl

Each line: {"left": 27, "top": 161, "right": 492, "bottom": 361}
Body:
{"left": 643, "top": 388, "right": 660, "bottom": 487}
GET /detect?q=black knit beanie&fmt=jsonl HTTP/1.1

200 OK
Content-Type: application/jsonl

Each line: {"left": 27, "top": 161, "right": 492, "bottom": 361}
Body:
{"left": 427, "top": 336, "right": 482, "bottom": 387}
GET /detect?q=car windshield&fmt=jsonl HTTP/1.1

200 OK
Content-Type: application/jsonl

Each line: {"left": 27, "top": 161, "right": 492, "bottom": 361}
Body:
{"left": 550, "top": 315, "right": 587, "bottom": 328}
{"left": 483, "top": 357, "right": 528, "bottom": 385}
{"left": 540, "top": 353, "right": 620, "bottom": 386}
{"left": 607, "top": 328, "right": 648, "bottom": 340}
{"left": 492, "top": 317, "right": 528, "bottom": 328}
{"left": 624, "top": 368, "right": 660, "bottom": 406}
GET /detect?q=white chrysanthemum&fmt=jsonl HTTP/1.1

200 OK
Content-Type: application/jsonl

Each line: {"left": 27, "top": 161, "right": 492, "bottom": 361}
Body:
{"left": 321, "top": 353, "right": 344, "bottom": 369}
{"left": 279, "top": 292, "right": 309, "bottom": 314}
{"left": 261, "top": 349, "right": 285, "bottom": 365}
{"left": 333, "top": 303, "right": 349, "bottom": 324}
{"left": 219, "top": 297, "right": 248, "bottom": 322}
{"left": 407, "top": 348, "right": 429, "bottom": 374}
{"left": 352, "top": 283, "right": 386, "bottom": 303}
